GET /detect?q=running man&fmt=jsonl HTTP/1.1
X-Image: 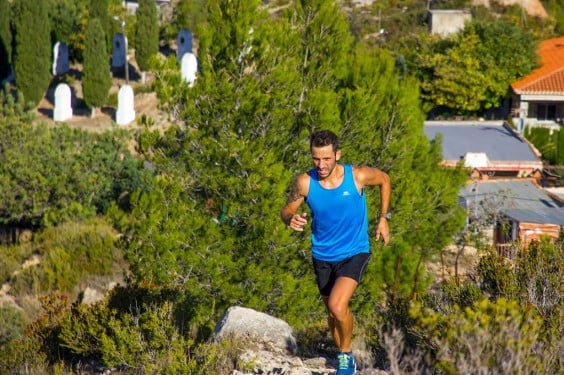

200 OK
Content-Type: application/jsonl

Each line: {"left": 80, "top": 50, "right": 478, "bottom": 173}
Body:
{"left": 280, "top": 130, "right": 391, "bottom": 375}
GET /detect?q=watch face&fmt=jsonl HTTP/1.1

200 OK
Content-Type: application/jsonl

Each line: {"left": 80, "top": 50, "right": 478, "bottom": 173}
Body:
{"left": 384, "top": 212, "right": 391, "bottom": 220}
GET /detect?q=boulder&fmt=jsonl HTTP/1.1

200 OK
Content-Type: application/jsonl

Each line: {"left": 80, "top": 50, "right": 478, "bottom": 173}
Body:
{"left": 214, "top": 306, "right": 298, "bottom": 354}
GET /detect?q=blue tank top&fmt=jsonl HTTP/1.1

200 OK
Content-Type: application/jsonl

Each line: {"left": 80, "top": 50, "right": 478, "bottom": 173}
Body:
{"left": 306, "top": 164, "right": 370, "bottom": 262}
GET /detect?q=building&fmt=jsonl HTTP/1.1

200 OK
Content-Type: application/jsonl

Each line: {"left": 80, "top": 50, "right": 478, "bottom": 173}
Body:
{"left": 459, "top": 179, "right": 563, "bottom": 251}
{"left": 424, "top": 121, "right": 543, "bottom": 180}
{"left": 510, "top": 37, "right": 564, "bottom": 132}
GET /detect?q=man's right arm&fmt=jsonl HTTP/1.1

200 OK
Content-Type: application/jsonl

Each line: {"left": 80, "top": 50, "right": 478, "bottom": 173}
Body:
{"left": 280, "top": 173, "right": 309, "bottom": 231}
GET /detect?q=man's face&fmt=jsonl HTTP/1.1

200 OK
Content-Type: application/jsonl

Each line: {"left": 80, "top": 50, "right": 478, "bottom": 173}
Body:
{"left": 311, "top": 145, "right": 341, "bottom": 179}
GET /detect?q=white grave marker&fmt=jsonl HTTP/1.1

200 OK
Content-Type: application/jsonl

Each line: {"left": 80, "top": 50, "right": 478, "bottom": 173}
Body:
{"left": 112, "top": 33, "right": 127, "bottom": 68}
{"left": 52, "top": 42, "right": 70, "bottom": 76}
{"left": 116, "top": 84, "right": 135, "bottom": 125}
{"left": 176, "top": 29, "right": 193, "bottom": 62}
{"left": 53, "top": 83, "right": 72, "bottom": 122}
{"left": 181, "top": 53, "right": 197, "bottom": 87}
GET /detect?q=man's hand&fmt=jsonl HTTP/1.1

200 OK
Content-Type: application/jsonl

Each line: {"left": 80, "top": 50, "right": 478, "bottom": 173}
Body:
{"left": 376, "top": 217, "right": 390, "bottom": 244}
{"left": 288, "top": 212, "right": 308, "bottom": 232}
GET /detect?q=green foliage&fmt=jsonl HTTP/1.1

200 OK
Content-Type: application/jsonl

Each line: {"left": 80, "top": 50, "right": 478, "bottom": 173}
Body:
{"left": 558, "top": 128, "right": 564, "bottom": 165}
{"left": 0, "top": 107, "right": 149, "bottom": 227}
{"left": 83, "top": 18, "right": 111, "bottom": 109}
{"left": 0, "top": 241, "right": 33, "bottom": 285}
{"left": 476, "top": 251, "right": 517, "bottom": 299}
{"left": 541, "top": 0, "right": 564, "bottom": 35}
{"left": 89, "top": 0, "right": 110, "bottom": 43}
{"left": 524, "top": 126, "right": 559, "bottom": 164}
{"left": 132, "top": 0, "right": 466, "bottom": 335}
{"left": 48, "top": 0, "right": 86, "bottom": 46}
{"left": 0, "top": 337, "right": 48, "bottom": 374}
{"left": 12, "top": 0, "right": 51, "bottom": 106}
{"left": 135, "top": 0, "right": 159, "bottom": 72}
{"left": 408, "top": 20, "right": 537, "bottom": 115}
{"left": 169, "top": 0, "right": 207, "bottom": 40}
{"left": 59, "top": 300, "right": 198, "bottom": 373}
{"left": 9, "top": 219, "right": 123, "bottom": 295}
{"left": 56, "top": 287, "right": 246, "bottom": 374}
{"left": 0, "top": 0, "right": 11, "bottom": 80}
{"left": 0, "top": 307, "right": 26, "bottom": 345}
{"left": 411, "top": 298, "right": 546, "bottom": 373}
{"left": 513, "top": 239, "right": 562, "bottom": 325}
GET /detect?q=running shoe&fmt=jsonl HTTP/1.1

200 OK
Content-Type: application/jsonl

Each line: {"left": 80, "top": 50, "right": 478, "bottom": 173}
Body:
{"left": 336, "top": 352, "right": 356, "bottom": 375}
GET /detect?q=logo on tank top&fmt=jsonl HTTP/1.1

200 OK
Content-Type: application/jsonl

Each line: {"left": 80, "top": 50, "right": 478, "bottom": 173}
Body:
{"left": 342, "top": 191, "right": 350, "bottom": 196}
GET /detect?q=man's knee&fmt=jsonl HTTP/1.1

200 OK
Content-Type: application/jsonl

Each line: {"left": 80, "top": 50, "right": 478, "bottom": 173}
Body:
{"left": 328, "top": 300, "right": 349, "bottom": 321}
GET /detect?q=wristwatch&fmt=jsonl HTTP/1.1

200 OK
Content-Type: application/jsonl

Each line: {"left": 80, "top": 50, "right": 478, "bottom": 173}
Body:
{"left": 380, "top": 212, "right": 392, "bottom": 220}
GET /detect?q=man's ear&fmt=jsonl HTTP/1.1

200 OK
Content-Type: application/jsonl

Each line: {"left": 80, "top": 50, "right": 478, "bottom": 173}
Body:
{"left": 336, "top": 149, "right": 342, "bottom": 161}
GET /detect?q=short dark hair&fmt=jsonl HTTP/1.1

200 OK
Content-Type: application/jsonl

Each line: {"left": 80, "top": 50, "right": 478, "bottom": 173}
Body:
{"left": 310, "top": 130, "right": 339, "bottom": 152}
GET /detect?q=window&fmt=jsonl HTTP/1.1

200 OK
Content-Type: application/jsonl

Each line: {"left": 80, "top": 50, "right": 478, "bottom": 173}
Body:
{"left": 537, "top": 104, "right": 556, "bottom": 121}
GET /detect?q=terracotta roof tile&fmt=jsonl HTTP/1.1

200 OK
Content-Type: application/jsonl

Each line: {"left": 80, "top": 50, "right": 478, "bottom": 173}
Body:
{"left": 512, "top": 37, "right": 564, "bottom": 94}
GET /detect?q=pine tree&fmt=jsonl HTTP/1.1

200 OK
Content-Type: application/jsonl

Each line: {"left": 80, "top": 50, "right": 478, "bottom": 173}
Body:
{"left": 13, "top": 0, "right": 51, "bottom": 106}
{"left": 82, "top": 18, "right": 111, "bottom": 116}
{"left": 135, "top": 0, "right": 159, "bottom": 77}
{"left": 0, "top": 0, "right": 11, "bottom": 80}
{"left": 127, "top": 0, "right": 467, "bottom": 329}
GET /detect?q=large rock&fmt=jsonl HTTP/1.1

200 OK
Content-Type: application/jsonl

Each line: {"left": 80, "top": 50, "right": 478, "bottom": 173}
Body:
{"left": 214, "top": 306, "right": 298, "bottom": 354}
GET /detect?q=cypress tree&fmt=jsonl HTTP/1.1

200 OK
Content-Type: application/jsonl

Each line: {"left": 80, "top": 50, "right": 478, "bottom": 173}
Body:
{"left": 135, "top": 0, "right": 159, "bottom": 75}
{"left": 0, "top": 0, "right": 11, "bottom": 80}
{"left": 89, "top": 0, "right": 109, "bottom": 40}
{"left": 13, "top": 0, "right": 51, "bottom": 106}
{"left": 83, "top": 18, "right": 111, "bottom": 116}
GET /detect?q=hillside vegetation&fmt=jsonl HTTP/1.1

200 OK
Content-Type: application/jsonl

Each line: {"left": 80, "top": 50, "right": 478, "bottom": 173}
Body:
{"left": 0, "top": 0, "right": 562, "bottom": 373}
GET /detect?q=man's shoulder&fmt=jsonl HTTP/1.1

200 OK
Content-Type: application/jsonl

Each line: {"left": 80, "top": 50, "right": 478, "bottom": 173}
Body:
{"left": 293, "top": 172, "right": 311, "bottom": 195}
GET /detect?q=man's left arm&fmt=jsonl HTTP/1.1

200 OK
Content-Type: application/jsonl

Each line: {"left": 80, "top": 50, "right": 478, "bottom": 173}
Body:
{"left": 355, "top": 166, "right": 391, "bottom": 245}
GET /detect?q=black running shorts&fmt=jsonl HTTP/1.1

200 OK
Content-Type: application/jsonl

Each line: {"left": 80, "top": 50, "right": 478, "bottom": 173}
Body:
{"left": 312, "top": 252, "right": 371, "bottom": 297}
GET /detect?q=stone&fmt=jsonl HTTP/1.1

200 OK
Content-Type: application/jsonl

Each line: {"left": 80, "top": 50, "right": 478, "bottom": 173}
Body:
{"left": 181, "top": 52, "right": 197, "bottom": 87}
{"left": 116, "top": 84, "right": 135, "bottom": 125}
{"left": 81, "top": 287, "right": 105, "bottom": 305}
{"left": 214, "top": 306, "right": 298, "bottom": 354}
{"left": 176, "top": 28, "right": 193, "bottom": 62}
{"left": 53, "top": 83, "right": 73, "bottom": 122}
{"left": 111, "top": 33, "right": 127, "bottom": 68}
{"left": 52, "top": 41, "right": 70, "bottom": 76}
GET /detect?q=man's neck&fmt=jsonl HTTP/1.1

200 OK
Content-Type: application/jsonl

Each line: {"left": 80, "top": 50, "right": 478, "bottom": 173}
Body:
{"left": 318, "top": 164, "right": 344, "bottom": 188}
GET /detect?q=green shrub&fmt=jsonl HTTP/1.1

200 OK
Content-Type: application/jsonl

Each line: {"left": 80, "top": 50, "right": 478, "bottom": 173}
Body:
{"left": 0, "top": 307, "right": 26, "bottom": 345}
{"left": 0, "top": 242, "right": 33, "bottom": 284}
{"left": 10, "top": 219, "right": 123, "bottom": 295}
{"left": 557, "top": 128, "right": 564, "bottom": 165}
{"left": 476, "top": 250, "right": 517, "bottom": 299}
{"left": 411, "top": 298, "right": 547, "bottom": 374}
{"left": 0, "top": 337, "right": 49, "bottom": 374}
{"left": 59, "top": 298, "right": 198, "bottom": 373}
{"left": 525, "top": 126, "right": 558, "bottom": 164}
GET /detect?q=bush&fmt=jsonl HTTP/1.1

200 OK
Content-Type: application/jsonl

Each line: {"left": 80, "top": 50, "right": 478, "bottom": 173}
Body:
{"left": 0, "top": 242, "right": 33, "bottom": 284}
{"left": 0, "top": 111, "right": 151, "bottom": 227}
{"left": 476, "top": 250, "right": 517, "bottom": 299}
{"left": 410, "top": 298, "right": 548, "bottom": 374}
{"left": 524, "top": 126, "right": 558, "bottom": 164}
{"left": 0, "top": 307, "right": 26, "bottom": 345}
{"left": 9, "top": 219, "right": 123, "bottom": 295}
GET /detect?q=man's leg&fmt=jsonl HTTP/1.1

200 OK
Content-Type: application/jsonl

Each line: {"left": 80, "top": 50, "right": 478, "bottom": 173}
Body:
{"left": 323, "top": 276, "right": 358, "bottom": 352}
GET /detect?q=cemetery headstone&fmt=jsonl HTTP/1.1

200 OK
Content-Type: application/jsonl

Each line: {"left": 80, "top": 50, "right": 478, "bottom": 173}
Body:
{"left": 181, "top": 52, "right": 197, "bottom": 87}
{"left": 52, "top": 42, "right": 70, "bottom": 76}
{"left": 177, "top": 29, "right": 193, "bottom": 62}
{"left": 53, "top": 83, "right": 73, "bottom": 122}
{"left": 112, "top": 33, "right": 127, "bottom": 68}
{"left": 116, "top": 84, "right": 135, "bottom": 125}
